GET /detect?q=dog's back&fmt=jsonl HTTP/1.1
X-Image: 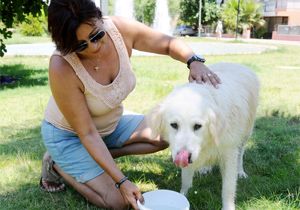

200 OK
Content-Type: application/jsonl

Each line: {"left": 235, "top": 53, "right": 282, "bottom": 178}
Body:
{"left": 208, "top": 62, "right": 260, "bottom": 143}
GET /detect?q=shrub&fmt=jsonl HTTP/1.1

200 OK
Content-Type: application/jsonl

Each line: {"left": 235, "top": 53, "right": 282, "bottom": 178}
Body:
{"left": 252, "top": 25, "right": 268, "bottom": 38}
{"left": 19, "top": 13, "right": 46, "bottom": 36}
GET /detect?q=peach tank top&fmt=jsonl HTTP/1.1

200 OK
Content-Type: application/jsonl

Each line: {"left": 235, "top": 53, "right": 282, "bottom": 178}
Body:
{"left": 44, "top": 17, "right": 136, "bottom": 136}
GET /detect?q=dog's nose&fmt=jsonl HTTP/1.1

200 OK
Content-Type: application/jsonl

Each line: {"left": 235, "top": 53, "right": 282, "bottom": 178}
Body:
{"left": 188, "top": 153, "right": 192, "bottom": 164}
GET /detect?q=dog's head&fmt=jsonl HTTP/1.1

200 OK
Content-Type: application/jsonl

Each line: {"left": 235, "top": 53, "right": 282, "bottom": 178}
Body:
{"left": 147, "top": 83, "right": 224, "bottom": 168}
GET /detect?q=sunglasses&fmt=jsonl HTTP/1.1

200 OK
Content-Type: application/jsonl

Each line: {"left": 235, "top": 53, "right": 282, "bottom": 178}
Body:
{"left": 74, "top": 30, "right": 106, "bottom": 53}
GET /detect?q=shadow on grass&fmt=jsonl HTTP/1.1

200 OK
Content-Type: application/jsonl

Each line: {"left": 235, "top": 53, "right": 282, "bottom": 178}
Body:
{"left": 0, "top": 183, "right": 100, "bottom": 210}
{"left": 0, "top": 64, "right": 48, "bottom": 90}
{"left": 1, "top": 112, "right": 299, "bottom": 210}
{"left": 0, "top": 124, "right": 45, "bottom": 160}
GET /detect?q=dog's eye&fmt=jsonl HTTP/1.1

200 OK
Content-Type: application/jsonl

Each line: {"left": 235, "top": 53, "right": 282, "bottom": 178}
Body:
{"left": 194, "top": 123, "right": 202, "bottom": 131}
{"left": 170, "top": 122, "right": 178, "bottom": 130}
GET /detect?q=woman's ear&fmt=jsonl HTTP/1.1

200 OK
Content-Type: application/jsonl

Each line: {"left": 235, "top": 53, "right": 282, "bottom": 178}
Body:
{"left": 146, "top": 104, "right": 164, "bottom": 139}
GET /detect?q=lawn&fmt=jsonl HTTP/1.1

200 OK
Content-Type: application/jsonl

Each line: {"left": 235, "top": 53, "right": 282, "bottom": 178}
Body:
{"left": 3, "top": 33, "right": 51, "bottom": 45}
{"left": 0, "top": 44, "right": 299, "bottom": 210}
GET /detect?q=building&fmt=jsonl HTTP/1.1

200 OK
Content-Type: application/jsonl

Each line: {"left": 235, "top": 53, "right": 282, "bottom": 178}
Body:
{"left": 260, "top": 0, "right": 300, "bottom": 41}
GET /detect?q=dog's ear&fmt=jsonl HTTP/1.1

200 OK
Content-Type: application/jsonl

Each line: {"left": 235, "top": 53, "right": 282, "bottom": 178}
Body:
{"left": 146, "top": 104, "right": 164, "bottom": 139}
{"left": 208, "top": 107, "right": 225, "bottom": 146}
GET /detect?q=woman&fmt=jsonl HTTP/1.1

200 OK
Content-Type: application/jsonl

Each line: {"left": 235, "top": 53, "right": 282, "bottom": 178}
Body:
{"left": 215, "top": 20, "right": 223, "bottom": 39}
{"left": 40, "top": 0, "right": 221, "bottom": 209}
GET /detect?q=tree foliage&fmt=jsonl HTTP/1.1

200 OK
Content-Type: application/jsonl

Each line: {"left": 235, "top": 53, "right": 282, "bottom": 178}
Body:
{"left": 168, "top": 0, "right": 181, "bottom": 20}
{"left": 20, "top": 12, "right": 47, "bottom": 36}
{"left": 221, "top": 0, "right": 265, "bottom": 33}
{"left": 203, "top": 1, "right": 221, "bottom": 25}
{"left": 179, "top": 0, "right": 220, "bottom": 28}
{"left": 134, "top": 0, "right": 180, "bottom": 26}
{"left": 134, "top": 0, "right": 156, "bottom": 25}
{"left": 0, "top": 0, "right": 47, "bottom": 56}
{"left": 179, "top": 0, "right": 199, "bottom": 27}
{"left": 240, "top": 0, "right": 265, "bottom": 29}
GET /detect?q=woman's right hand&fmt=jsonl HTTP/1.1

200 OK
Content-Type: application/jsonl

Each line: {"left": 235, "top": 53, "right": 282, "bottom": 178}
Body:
{"left": 119, "top": 180, "right": 144, "bottom": 210}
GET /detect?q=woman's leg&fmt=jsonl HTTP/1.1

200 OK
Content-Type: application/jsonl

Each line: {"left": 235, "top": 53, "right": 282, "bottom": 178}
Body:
{"left": 41, "top": 116, "right": 168, "bottom": 199}
{"left": 54, "top": 165, "right": 128, "bottom": 210}
{"left": 109, "top": 118, "right": 169, "bottom": 158}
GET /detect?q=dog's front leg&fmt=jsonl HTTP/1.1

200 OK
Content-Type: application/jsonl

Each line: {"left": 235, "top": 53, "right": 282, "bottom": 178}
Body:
{"left": 220, "top": 149, "right": 239, "bottom": 210}
{"left": 237, "top": 145, "right": 248, "bottom": 178}
{"left": 180, "top": 166, "right": 195, "bottom": 195}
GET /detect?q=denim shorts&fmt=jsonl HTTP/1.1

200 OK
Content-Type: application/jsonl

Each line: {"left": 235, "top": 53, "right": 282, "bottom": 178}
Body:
{"left": 41, "top": 114, "right": 144, "bottom": 183}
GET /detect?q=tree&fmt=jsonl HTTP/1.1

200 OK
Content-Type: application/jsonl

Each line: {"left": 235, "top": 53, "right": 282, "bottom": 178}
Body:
{"left": 240, "top": 0, "right": 265, "bottom": 35}
{"left": 179, "top": 0, "right": 220, "bottom": 28}
{"left": 134, "top": 0, "right": 156, "bottom": 25}
{"left": 221, "top": 0, "right": 265, "bottom": 35}
{"left": 179, "top": 0, "right": 199, "bottom": 27}
{"left": 203, "top": 1, "right": 221, "bottom": 25}
{"left": 133, "top": 0, "right": 180, "bottom": 26}
{"left": 0, "top": 0, "right": 47, "bottom": 56}
{"left": 168, "top": 0, "right": 181, "bottom": 22}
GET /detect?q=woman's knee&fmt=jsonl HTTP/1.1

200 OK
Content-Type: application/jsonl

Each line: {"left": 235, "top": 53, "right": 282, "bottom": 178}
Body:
{"left": 83, "top": 186, "right": 128, "bottom": 209}
{"left": 154, "top": 138, "right": 169, "bottom": 150}
{"left": 101, "top": 189, "right": 128, "bottom": 210}
{"left": 85, "top": 174, "right": 129, "bottom": 209}
{"left": 105, "top": 198, "right": 128, "bottom": 210}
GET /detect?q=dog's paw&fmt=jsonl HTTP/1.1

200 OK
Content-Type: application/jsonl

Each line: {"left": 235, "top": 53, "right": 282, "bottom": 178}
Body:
{"left": 198, "top": 166, "right": 212, "bottom": 175}
{"left": 222, "top": 202, "right": 235, "bottom": 210}
{"left": 238, "top": 170, "right": 248, "bottom": 178}
{"left": 222, "top": 207, "right": 235, "bottom": 210}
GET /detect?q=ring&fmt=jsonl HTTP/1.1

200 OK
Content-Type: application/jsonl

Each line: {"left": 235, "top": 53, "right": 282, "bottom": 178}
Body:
{"left": 207, "top": 73, "right": 212, "bottom": 77}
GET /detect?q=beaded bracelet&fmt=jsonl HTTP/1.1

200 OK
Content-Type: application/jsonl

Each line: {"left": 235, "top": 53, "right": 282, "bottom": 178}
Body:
{"left": 115, "top": 176, "right": 128, "bottom": 189}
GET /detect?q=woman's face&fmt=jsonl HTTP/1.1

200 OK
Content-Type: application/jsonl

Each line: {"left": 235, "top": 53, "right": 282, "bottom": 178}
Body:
{"left": 75, "top": 20, "right": 106, "bottom": 57}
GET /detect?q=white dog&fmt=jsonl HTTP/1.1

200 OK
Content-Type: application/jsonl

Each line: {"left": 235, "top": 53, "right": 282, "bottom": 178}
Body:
{"left": 147, "top": 63, "right": 259, "bottom": 210}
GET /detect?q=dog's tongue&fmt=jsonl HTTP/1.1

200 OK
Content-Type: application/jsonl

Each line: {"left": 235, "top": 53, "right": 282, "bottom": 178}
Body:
{"left": 174, "top": 150, "right": 189, "bottom": 168}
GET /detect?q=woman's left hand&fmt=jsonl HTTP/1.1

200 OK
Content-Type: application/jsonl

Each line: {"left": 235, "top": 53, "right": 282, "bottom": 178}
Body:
{"left": 188, "top": 61, "right": 221, "bottom": 88}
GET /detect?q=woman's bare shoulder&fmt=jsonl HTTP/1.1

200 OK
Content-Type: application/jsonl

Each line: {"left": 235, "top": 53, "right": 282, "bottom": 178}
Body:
{"left": 49, "top": 55, "right": 83, "bottom": 90}
{"left": 50, "top": 55, "right": 69, "bottom": 70}
{"left": 109, "top": 16, "right": 138, "bottom": 36}
{"left": 50, "top": 54, "right": 71, "bottom": 70}
{"left": 49, "top": 55, "right": 78, "bottom": 80}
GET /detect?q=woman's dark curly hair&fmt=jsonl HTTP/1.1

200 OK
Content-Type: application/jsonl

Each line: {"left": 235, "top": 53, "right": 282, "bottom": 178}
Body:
{"left": 48, "top": 0, "right": 102, "bottom": 55}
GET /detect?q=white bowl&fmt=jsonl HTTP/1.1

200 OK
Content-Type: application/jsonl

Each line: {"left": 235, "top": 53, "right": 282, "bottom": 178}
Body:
{"left": 137, "top": 189, "right": 190, "bottom": 210}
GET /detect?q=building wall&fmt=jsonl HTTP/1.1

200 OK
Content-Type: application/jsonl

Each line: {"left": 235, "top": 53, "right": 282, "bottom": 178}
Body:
{"left": 276, "top": 11, "right": 300, "bottom": 25}
{"left": 261, "top": 0, "right": 300, "bottom": 17}
{"left": 260, "top": 0, "right": 300, "bottom": 40}
{"left": 272, "top": 31, "right": 300, "bottom": 41}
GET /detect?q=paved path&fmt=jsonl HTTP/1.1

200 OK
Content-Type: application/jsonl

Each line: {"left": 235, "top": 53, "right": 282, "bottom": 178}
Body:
{"left": 5, "top": 40, "right": 278, "bottom": 57}
{"left": 5, "top": 43, "right": 56, "bottom": 56}
{"left": 132, "top": 42, "right": 278, "bottom": 56}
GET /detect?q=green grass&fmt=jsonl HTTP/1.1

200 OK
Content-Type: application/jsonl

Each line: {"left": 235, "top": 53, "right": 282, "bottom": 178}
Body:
{"left": 0, "top": 44, "right": 299, "bottom": 209}
{"left": 3, "top": 32, "right": 51, "bottom": 45}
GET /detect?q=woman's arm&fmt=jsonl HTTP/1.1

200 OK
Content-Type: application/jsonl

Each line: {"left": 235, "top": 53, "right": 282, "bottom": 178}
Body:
{"left": 111, "top": 16, "right": 221, "bottom": 87}
{"left": 48, "top": 55, "right": 142, "bottom": 208}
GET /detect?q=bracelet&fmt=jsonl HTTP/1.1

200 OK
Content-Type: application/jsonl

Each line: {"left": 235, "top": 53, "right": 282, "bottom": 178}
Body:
{"left": 187, "top": 55, "right": 206, "bottom": 69}
{"left": 115, "top": 176, "right": 128, "bottom": 189}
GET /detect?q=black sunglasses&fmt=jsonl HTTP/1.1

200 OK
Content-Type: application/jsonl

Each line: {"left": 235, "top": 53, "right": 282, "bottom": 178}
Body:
{"left": 74, "top": 30, "right": 106, "bottom": 53}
